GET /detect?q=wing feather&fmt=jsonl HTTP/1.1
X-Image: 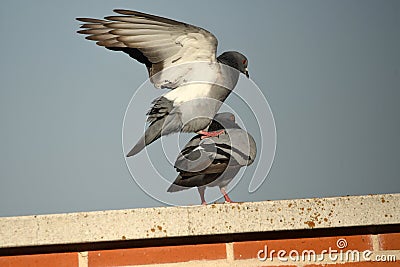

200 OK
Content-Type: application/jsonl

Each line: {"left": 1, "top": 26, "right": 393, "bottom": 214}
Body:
{"left": 77, "top": 9, "right": 218, "bottom": 88}
{"left": 113, "top": 9, "right": 183, "bottom": 25}
{"left": 105, "top": 16, "right": 174, "bottom": 27}
{"left": 77, "top": 29, "right": 108, "bottom": 35}
{"left": 106, "top": 22, "right": 169, "bottom": 29}
{"left": 79, "top": 24, "right": 106, "bottom": 30}
{"left": 77, "top": 18, "right": 106, "bottom": 24}
{"left": 96, "top": 39, "right": 126, "bottom": 47}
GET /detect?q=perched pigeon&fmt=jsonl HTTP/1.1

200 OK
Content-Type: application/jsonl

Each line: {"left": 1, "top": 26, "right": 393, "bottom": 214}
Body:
{"left": 168, "top": 112, "right": 257, "bottom": 205}
{"left": 76, "top": 10, "right": 249, "bottom": 157}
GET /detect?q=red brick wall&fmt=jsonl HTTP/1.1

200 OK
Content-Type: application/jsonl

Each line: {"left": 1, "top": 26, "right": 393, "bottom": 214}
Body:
{"left": 1, "top": 233, "right": 398, "bottom": 266}
{"left": 0, "top": 253, "right": 78, "bottom": 267}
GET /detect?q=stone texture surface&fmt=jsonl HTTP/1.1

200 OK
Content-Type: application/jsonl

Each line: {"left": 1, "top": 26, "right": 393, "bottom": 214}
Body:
{"left": 0, "top": 193, "right": 399, "bottom": 248}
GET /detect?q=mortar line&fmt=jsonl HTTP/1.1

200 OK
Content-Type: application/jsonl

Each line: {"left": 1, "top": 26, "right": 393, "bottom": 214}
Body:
{"left": 371, "top": 234, "right": 380, "bottom": 251}
{"left": 78, "top": 251, "right": 88, "bottom": 267}
{"left": 226, "top": 242, "right": 234, "bottom": 262}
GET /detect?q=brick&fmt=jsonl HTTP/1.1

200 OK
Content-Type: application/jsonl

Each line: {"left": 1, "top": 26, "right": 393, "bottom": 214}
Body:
{"left": 0, "top": 253, "right": 78, "bottom": 267}
{"left": 88, "top": 243, "right": 226, "bottom": 266}
{"left": 378, "top": 233, "right": 400, "bottom": 250}
{"left": 305, "top": 261, "right": 399, "bottom": 267}
{"left": 234, "top": 235, "right": 372, "bottom": 260}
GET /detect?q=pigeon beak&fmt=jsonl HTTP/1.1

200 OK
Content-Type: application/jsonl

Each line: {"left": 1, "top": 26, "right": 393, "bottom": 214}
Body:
{"left": 244, "top": 68, "right": 249, "bottom": 78}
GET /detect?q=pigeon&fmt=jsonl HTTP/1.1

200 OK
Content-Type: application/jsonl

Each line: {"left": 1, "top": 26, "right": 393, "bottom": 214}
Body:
{"left": 168, "top": 112, "right": 257, "bottom": 205}
{"left": 76, "top": 9, "right": 249, "bottom": 157}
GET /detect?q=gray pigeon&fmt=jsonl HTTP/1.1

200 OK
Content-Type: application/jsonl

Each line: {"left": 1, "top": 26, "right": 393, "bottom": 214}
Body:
{"left": 168, "top": 112, "right": 257, "bottom": 205}
{"left": 76, "top": 10, "right": 249, "bottom": 157}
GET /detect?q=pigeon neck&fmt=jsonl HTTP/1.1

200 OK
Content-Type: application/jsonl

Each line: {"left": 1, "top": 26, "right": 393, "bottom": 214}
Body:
{"left": 208, "top": 119, "right": 240, "bottom": 132}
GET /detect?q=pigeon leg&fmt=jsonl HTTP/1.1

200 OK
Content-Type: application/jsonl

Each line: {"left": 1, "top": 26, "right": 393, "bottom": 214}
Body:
{"left": 197, "top": 187, "right": 207, "bottom": 205}
{"left": 220, "top": 188, "right": 233, "bottom": 203}
{"left": 198, "top": 129, "right": 225, "bottom": 139}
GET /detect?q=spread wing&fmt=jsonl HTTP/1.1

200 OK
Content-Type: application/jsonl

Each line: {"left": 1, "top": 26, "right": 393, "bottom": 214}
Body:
{"left": 175, "top": 129, "right": 256, "bottom": 174}
{"left": 77, "top": 9, "right": 218, "bottom": 89}
{"left": 174, "top": 136, "right": 232, "bottom": 174}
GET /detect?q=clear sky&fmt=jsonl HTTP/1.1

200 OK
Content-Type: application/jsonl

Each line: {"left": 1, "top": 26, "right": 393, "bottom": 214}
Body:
{"left": 1, "top": 0, "right": 399, "bottom": 216}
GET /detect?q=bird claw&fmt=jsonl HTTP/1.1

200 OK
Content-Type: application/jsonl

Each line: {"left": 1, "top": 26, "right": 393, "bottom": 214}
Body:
{"left": 199, "top": 129, "right": 225, "bottom": 139}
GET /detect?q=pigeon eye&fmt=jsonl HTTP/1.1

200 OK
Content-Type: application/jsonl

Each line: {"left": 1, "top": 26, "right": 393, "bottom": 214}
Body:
{"left": 242, "top": 59, "right": 247, "bottom": 65}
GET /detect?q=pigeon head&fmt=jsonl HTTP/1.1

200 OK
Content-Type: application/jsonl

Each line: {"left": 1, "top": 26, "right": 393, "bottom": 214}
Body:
{"left": 214, "top": 112, "right": 236, "bottom": 123}
{"left": 217, "top": 51, "right": 249, "bottom": 78}
{"left": 208, "top": 112, "right": 240, "bottom": 131}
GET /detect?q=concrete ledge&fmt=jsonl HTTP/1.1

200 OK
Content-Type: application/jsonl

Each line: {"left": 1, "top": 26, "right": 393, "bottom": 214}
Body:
{"left": 1, "top": 193, "right": 399, "bottom": 249}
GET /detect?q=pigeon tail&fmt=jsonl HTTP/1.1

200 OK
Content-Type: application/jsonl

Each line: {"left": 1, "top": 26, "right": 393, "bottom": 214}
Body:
{"left": 167, "top": 184, "right": 185, "bottom": 192}
{"left": 167, "top": 175, "right": 192, "bottom": 192}
{"left": 126, "top": 118, "right": 165, "bottom": 157}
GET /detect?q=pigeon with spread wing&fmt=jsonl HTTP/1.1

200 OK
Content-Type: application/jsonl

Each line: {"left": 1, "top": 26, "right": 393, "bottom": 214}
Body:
{"left": 76, "top": 9, "right": 249, "bottom": 156}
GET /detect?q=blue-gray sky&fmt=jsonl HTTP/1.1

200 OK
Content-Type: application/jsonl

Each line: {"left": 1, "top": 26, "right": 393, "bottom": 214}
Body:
{"left": 1, "top": 0, "right": 399, "bottom": 216}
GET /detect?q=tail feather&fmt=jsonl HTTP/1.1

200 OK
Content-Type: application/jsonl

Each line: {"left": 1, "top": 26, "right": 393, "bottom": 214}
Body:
{"left": 167, "top": 175, "right": 192, "bottom": 192}
{"left": 126, "top": 109, "right": 183, "bottom": 157}
{"left": 167, "top": 184, "right": 188, "bottom": 192}
{"left": 126, "top": 118, "right": 165, "bottom": 157}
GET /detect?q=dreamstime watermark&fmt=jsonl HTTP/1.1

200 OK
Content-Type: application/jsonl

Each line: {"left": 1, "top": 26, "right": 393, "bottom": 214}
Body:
{"left": 257, "top": 238, "right": 397, "bottom": 263}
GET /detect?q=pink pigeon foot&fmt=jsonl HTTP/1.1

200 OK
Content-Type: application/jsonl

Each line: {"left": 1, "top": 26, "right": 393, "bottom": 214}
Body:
{"left": 198, "top": 187, "right": 207, "bottom": 205}
{"left": 199, "top": 129, "right": 225, "bottom": 139}
{"left": 220, "top": 188, "right": 234, "bottom": 203}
